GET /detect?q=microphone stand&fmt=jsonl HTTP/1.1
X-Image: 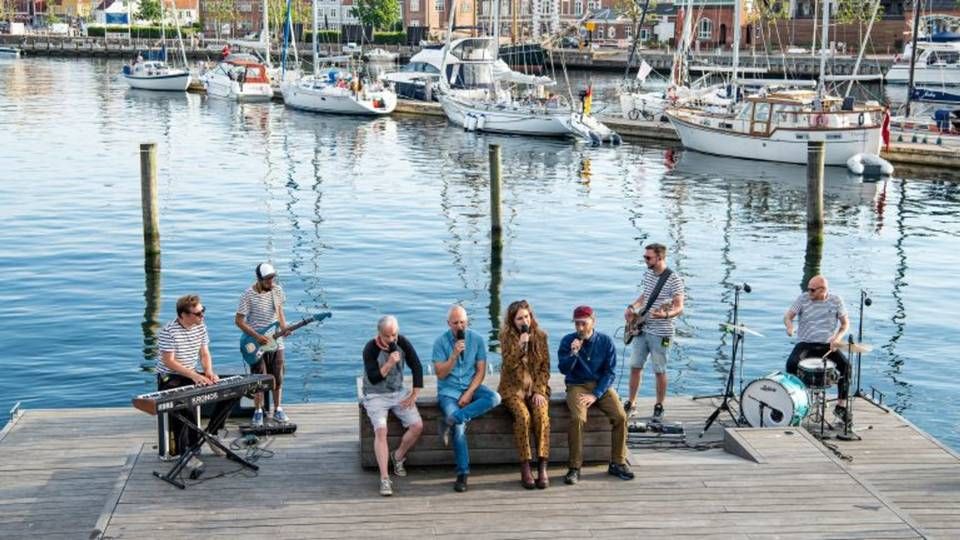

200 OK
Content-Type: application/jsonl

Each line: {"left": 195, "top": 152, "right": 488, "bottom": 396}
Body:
{"left": 837, "top": 336, "right": 862, "bottom": 441}
{"left": 853, "top": 289, "right": 868, "bottom": 398}
{"left": 698, "top": 285, "right": 745, "bottom": 437}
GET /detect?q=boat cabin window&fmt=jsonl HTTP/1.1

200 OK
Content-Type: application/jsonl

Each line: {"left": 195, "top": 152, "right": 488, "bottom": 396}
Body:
{"left": 736, "top": 104, "right": 752, "bottom": 121}
{"left": 928, "top": 51, "right": 959, "bottom": 65}
{"left": 402, "top": 62, "right": 440, "bottom": 74}
{"left": 753, "top": 102, "right": 770, "bottom": 123}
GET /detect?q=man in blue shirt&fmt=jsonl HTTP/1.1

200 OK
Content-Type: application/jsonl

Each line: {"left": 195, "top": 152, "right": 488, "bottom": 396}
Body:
{"left": 558, "top": 305, "right": 633, "bottom": 485}
{"left": 433, "top": 305, "right": 501, "bottom": 493}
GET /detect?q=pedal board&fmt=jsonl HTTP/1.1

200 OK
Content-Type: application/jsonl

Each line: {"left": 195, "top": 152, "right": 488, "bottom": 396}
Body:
{"left": 239, "top": 422, "right": 298, "bottom": 436}
{"left": 628, "top": 420, "right": 685, "bottom": 438}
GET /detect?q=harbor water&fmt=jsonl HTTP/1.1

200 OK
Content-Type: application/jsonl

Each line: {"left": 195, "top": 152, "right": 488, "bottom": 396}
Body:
{"left": 1, "top": 57, "right": 958, "bottom": 450}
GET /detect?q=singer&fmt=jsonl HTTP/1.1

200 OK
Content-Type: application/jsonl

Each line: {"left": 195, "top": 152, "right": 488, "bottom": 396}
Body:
{"left": 783, "top": 275, "right": 853, "bottom": 425}
{"left": 558, "top": 305, "right": 634, "bottom": 485}
{"left": 498, "top": 300, "right": 552, "bottom": 489}
{"left": 432, "top": 305, "right": 501, "bottom": 493}
{"left": 360, "top": 315, "right": 424, "bottom": 497}
{"left": 623, "top": 243, "right": 685, "bottom": 421}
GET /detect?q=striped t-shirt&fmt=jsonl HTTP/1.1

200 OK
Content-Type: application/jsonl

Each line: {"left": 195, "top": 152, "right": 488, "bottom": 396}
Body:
{"left": 237, "top": 285, "right": 286, "bottom": 329}
{"left": 638, "top": 268, "right": 684, "bottom": 336}
{"left": 790, "top": 293, "right": 847, "bottom": 343}
{"left": 156, "top": 319, "right": 209, "bottom": 374}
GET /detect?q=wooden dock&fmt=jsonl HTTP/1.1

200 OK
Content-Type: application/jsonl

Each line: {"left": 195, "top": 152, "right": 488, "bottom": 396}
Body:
{"left": 2, "top": 394, "right": 958, "bottom": 539}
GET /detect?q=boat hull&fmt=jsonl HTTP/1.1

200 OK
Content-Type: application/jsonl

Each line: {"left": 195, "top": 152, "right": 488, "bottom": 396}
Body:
{"left": 281, "top": 79, "right": 397, "bottom": 115}
{"left": 886, "top": 64, "right": 960, "bottom": 86}
{"left": 201, "top": 74, "right": 273, "bottom": 102}
{"left": 440, "top": 95, "right": 573, "bottom": 137}
{"left": 667, "top": 114, "right": 882, "bottom": 166}
{"left": 123, "top": 72, "right": 191, "bottom": 92}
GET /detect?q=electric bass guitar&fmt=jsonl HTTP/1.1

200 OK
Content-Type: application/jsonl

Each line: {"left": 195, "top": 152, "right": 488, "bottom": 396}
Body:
{"left": 624, "top": 301, "right": 671, "bottom": 345}
{"left": 240, "top": 312, "right": 332, "bottom": 366}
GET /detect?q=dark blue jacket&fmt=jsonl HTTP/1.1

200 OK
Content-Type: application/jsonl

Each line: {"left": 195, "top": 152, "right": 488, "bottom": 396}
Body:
{"left": 557, "top": 331, "right": 617, "bottom": 399}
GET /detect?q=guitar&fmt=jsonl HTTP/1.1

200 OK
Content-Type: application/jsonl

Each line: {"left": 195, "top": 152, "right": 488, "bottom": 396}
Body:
{"left": 240, "top": 312, "right": 332, "bottom": 366}
{"left": 624, "top": 301, "right": 671, "bottom": 345}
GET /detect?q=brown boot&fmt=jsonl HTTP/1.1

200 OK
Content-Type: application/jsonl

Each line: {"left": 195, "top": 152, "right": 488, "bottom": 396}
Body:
{"left": 536, "top": 458, "right": 549, "bottom": 489}
{"left": 520, "top": 460, "right": 535, "bottom": 489}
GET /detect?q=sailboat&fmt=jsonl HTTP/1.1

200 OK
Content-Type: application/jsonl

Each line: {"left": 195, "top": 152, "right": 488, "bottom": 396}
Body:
{"left": 280, "top": 0, "right": 396, "bottom": 115}
{"left": 121, "top": 0, "right": 190, "bottom": 91}
{"left": 664, "top": 0, "right": 883, "bottom": 166}
{"left": 437, "top": 2, "right": 620, "bottom": 144}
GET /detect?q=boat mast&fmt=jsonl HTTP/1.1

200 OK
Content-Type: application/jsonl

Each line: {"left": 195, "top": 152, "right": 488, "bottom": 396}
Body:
{"left": 511, "top": 0, "right": 517, "bottom": 44}
{"left": 817, "top": 0, "right": 830, "bottom": 99}
{"left": 623, "top": 0, "right": 651, "bottom": 80}
{"left": 160, "top": 0, "right": 166, "bottom": 61}
{"left": 263, "top": 0, "right": 271, "bottom": 68}
{"left": 311, "top": 0, "right": 318, "bottom": 81}
{"left": 731, "top": 0, "right": 740, "bottom": 98}
{"left": 172, "top": 1, "right": 189, "bottom": 67}
{"left": 904, "top": 0, "right": 921, "bottom": 117}
{"left": 844, "top": 0, "right": 881, "bottom": 98}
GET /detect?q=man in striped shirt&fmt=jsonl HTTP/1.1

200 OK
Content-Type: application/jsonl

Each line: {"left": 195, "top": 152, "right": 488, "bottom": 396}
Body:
{"left": 156, "top": 294, "right": 231, "bottom": 468}
{"left": 235, "top": 263, "right": 289, "bottom": 426}
{"left": 784, "top": 275, "right": 852, "bottom": 423}
{"left": 623, "top": 243, "right": 685, "bottom": 422}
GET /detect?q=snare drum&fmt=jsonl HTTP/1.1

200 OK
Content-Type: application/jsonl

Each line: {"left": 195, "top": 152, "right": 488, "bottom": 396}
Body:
{"left": 797, "top": 358, "right": 839, "bottom": 388}
{"left": 740, "top": 372, "right": 810, "bottom": 428}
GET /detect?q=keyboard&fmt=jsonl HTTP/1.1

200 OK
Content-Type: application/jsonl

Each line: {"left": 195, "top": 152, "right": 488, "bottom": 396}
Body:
{"left": 133, "top": 374, "right": 274, "bottom": 416}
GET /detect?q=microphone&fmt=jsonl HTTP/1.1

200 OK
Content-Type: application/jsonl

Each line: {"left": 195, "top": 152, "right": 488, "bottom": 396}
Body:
{"left": 387, "top": 341, "right": 398, "bottom": 354}
{"left": 520, "top": 323, "right": 530, "bottom": 352}
{"left": 733, "top": 282, "right": 752, "bottom": 293}
{"left": 862, "top": 289, "right": 872, "bottom": 306}
{"left": 455, "top": 329, "right": 465, "bottom": 341}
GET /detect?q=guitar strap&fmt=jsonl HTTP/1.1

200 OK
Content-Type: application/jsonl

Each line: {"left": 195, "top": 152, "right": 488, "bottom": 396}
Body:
{"left": 640, "top": 268, "right": 673, "bottom": 316}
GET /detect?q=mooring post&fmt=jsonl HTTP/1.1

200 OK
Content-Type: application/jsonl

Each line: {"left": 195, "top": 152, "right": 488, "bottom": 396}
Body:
{"left": 804, "top": 141, "right": 825, "bottom": 289}
{"left": 489, "top": 144, "right": 503, "bottom": 239}
{"left": 488, "top": 144, "right": 503, "bottom": 341}
{"left": 140, "top": 143, "right": 160, "bottom": 261}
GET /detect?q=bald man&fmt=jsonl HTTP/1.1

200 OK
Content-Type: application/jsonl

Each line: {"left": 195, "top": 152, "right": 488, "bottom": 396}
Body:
{"left": 783, "top": 275, "right": 852, "bottom": 424}
{"left": 432, "top": 305, "right": 501, "bottom": 493}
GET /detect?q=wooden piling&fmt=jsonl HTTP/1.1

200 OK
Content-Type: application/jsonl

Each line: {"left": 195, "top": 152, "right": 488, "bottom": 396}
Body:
{"left": 489, "top": 144, "right": 503, "bottom": 238}
{"left": 806, "top": 141, "right": 825, "bottom": 232}
{"left": 488, "top": 144, "right": 503, "bottom": 341}
{"left": 140, "top": 143, "right": 160, "bottom": 261}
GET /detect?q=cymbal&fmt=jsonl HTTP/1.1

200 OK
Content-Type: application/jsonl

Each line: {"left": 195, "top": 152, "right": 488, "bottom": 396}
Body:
{"left": 718, "top": 322, "right": 764, "bottom": 337}
{"left": 843, "top": 341, "right": 874, "bottom": 353}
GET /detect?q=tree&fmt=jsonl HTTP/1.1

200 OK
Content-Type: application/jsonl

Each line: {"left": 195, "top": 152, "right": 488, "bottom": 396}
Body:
{"left": 614, "top": 0, "right": 659, "bottom": 46}
{"left": 137, "top": 0, "right": 162, "bottom": 22}
{"left": 350, "top": 0, "right": 400, "bottom": 31}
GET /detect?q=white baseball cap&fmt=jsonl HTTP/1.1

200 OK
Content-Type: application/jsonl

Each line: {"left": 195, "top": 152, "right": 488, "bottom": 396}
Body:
{"left": 256, "top": 263, "right": 276, "bottom": 280}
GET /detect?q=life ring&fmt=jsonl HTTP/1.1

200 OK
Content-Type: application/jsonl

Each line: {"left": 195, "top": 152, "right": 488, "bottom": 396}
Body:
{"left": 857, "top": 112, "right": 865, "bottom": 126}
{"left": 814, "top": 113, "right": 827, "bottom": 128}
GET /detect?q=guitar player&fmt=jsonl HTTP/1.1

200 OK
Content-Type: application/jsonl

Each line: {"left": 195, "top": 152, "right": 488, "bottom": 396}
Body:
{"left": 622, "top": 243, "right": 685, "bottom": 422}
{"left": 235, "top": 262, "right": 289, "bottom": 427}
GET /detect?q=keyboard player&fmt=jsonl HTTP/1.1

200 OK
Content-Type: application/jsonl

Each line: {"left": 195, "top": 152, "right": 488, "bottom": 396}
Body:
{"left": 156, "top": 294, "right": 231, "bottom": 469}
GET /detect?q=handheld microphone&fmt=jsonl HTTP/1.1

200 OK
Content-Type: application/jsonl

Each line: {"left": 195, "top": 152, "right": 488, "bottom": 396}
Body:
{"left": 520, "top": 324, "right": 530, "bottom": 351}
{"left": 862, "top": 289, "right": 872, "bottom": 306}
{"left": 387, "top": 341, "right": 398, "bottom": 354}
{"left": 455, "top": 329, "right": 465, "bottom": 341}
{"left": 742, "top": 283, "right": 752, "bottom": 293}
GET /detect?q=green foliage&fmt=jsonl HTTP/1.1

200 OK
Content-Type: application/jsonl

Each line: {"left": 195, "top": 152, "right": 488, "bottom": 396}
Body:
{"left": 746, "top": 0, "right": 791, "bottom": 24}
{"left": 302, "top": 30, "right": 341, "bottom": 43}
{"left": 372, "top": 31, "right": 405, "bottom": 44}
{"left": 87, "top": 25, "right": 197, "bottom": 38}
{"left": 136, "top": 0, "right": 162, "bottom": 22}
{"left": 834, "top": 0, "right": 883, "bottom": 25}
{"left": 350, "top": 0, "right": 400, "bottom": 31}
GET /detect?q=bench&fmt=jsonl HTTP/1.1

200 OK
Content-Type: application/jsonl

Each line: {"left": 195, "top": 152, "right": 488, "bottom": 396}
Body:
{"left": 359, "top": 374, "right": 620, "bottom": 468}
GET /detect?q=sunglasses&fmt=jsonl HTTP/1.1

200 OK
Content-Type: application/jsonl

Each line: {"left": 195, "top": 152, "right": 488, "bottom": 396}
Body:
{"left": 644, "top": 255, "right": 656, "bottom": 261}
{"left": 190, "top": 307, "right": 206, "bottom": 317}
{"left": 807, "top": 287, "right": 823, "bottom": 293}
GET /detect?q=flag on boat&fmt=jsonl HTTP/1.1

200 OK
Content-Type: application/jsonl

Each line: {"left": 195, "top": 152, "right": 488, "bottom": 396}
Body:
{"left": 636, "top": 60, "right": 653, "bottom": 83}
{"left": 582, "top": 85, "right": 593, "bottom": 116}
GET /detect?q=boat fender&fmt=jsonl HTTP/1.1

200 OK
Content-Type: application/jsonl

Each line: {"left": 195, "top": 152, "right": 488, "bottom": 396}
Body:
{"left": 611, "top": 133, "right": 623, "bottom": 146}
{"left": 857, "top": 112, "right": 865, "bottom": 126}
{"left": 814, "top": 113, "right": 827, "bottom": 128}
{"left": 589, "top": 132, "right": 601, "bottom": 147}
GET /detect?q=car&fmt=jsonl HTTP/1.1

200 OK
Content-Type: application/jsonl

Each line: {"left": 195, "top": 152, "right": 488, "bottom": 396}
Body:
{"left": 342, "top": 42, "right": 361, "bottom": 54}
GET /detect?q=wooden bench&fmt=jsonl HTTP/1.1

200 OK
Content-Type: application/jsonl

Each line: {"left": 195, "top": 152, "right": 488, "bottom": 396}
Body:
{"left": 359, "top": 374, "right": 620, "bottom": 468}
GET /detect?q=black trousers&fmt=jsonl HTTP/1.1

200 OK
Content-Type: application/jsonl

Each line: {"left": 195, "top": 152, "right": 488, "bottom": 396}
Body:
{"left": 157, "top": 373, "right": 236, "bottom": 456}
{"left": 785, "top": 343, "right": 851, "bottom": 400}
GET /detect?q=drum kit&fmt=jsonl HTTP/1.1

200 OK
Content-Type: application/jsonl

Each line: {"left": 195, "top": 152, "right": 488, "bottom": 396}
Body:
{"left": 702, "top": 287, "right": 876, "bottom": 440}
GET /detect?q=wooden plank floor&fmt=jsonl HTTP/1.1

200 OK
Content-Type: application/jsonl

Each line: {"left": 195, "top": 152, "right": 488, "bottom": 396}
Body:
{"left": 0, "top": 396, "right": 951, "bottom": 539}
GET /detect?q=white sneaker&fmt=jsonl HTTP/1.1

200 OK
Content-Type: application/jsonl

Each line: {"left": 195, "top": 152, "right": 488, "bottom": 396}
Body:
{"left": 379, "top": 478, "right": 393, "bottom": 496}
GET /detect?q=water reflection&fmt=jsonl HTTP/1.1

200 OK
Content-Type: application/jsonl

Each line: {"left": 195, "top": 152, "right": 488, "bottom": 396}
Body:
{"left": 885, "top": 180, "right": 912, "bottom": 411}
{"left": 141, "top": 253, "right": 162, "bottom": 367}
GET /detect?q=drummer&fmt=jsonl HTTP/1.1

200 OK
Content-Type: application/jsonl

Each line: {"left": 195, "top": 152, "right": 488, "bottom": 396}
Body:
{"left": 783, "top": 275, "right": 852, "bottom": 425}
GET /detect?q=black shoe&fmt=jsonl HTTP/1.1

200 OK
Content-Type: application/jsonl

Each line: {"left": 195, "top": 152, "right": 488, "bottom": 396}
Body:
{"left": 608, "top": 462, "right": 635, "bottom": 481}
{"left": 652, "top": 403, "right": 664, "bottom": 423}
{"left": 834, "top": 405, "right": 852, "bottom": 424}
{"left": 624, "top": 400, "right": 634, "bottom": 416}
{"left": 563, "top": 468, "right": 580, "bottom": 485}
{"left": 454, "top": 474, "right": 468, "bottom": 492}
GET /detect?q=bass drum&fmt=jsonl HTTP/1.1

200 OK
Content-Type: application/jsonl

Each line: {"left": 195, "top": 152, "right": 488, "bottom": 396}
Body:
{"left": 740, "top": 372, "right": 810, "bottom": 428}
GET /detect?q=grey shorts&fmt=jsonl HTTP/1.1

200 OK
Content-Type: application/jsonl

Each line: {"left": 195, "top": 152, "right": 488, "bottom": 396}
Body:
{"left": 362, "top": 390, "right": 422, "bottom": 430}
{"left": 630, "top": 332, "right": 672, "bottom": 374}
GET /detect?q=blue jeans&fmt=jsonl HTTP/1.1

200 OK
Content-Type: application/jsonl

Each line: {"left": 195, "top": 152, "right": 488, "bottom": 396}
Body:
{"left": 437, "top": 385, "right": 501, "bottom": 475}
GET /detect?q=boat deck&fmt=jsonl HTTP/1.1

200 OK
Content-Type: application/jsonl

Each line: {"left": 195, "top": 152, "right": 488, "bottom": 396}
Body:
{"left": 1, "top": 396, "right": 957, "bottom": 539}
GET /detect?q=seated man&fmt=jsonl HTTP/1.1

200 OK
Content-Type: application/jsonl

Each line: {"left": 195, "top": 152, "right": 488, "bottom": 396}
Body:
{"left": 361, "top": 315, "right": 424, "bottom": 497}
{"left": 433, "top": 305, "right": 501, "bottom": 493}
{"left": 784, "top": 275, "right": 853, "bottom": 424}
{"left": 558, "top": 305, "right": 634, "bottom": 485}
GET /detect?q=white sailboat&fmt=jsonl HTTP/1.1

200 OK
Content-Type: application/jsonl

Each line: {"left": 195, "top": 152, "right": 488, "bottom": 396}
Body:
{"left": 121, "top": 1, "right": 190, "bottom": 91}
{"left": 665, "top": 0, "right": 883, "bottom": 166}
{"left": 280, "top": 0, "right": 396, "bottom": 115}
{"left": 200, "top": 53, "right": 274, "bottom": 101}
{"left": 886, "top": 41, "right": 960, "bottom": 87}
{"left": 437, "top": 3, "right": 620, "bottom": 144}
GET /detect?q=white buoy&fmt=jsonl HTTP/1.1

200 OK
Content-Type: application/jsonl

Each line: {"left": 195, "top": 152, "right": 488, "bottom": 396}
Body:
{"left": 847, "top": 153, "right": 894, "bottom": 177}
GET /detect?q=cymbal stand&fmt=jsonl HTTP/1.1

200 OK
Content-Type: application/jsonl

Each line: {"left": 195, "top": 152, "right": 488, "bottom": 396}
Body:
{"left": 699, "top": 286, "right": 746, "bottom": 437}
{"left": 853, "top": 289, "right": 871, "bottom": 398}
{"left": 837, "top": 338, "right": 862, "bottom": 441}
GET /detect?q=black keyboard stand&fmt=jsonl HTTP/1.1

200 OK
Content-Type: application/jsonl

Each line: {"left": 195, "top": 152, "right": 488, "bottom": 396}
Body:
{"left": 154, "top": 405, "right": 259, "bottom": 489}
